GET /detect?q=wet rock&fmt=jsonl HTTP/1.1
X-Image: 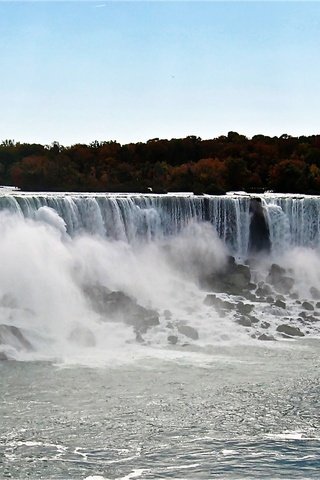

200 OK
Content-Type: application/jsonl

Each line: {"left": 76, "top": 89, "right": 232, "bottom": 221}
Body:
{"left": 261, "top": 321, "right": 270, "bottom": 329}
{"left": 310, "top": 287, "right": 320, "bottom": 300}
{"left": 304, "top": 315, "right": 319, "bottom": 323}
{"left": 267, "top": 264, "right": 286, "bottom": 282}
{"left": 248, "top": 315, "right": 259, "bottom": 324}
{"left": 68, "top": 327, "right": 96, "bottom": 347}
{"left": 276, "top": 324, "right": 305, "bottom": 337}
{"left": 258, "top": 334, "right": 275, "bottom": 341}
{"left": 290, "top": 292, "right": 299, "bottom": 300}
{"left": 0, "top": 325, "right": 33, "bottom": 352}
{"left": 163, "top": 309, "right": 172, "bottom": 320}
{"left": 274, "top": 299, "right": 286, "bottom": 309}
{"left": 237, "top": 302, "right": 254, "bottom": 316}
{"left": 204, "top": 294, "right": 234, "bottom": 311}
{"left": 236, "top": 316, "right": 253, "bottom": 327}
{"left": 266, "top": 264, "right": 294, "bottom": 294}
{"left": 84, "top": 284, "right": 160, "bottom": 333}
{"left": 256, "top": 282, "right": 273, "bottom": 298}
{"left": 167, "top": 335, "right": 178, "bottom": 345}
{"left": 248, "top": 198, "right": 271, "bottom": 255}
{"left": 316, "top": 302, "right": 320, "bottom": 309}
{"left": 266, "top": 296, "right": 274, "bottom": 304}
{"left": 135, "top": 332, "right": 144, "bottom": 343}
{"left": 177, "top": 324, "right": 199, "bottom": 340}
{"left": 276, "top": 294, "right": 286, "bottom": 302}
{"left": 301, "top": 301, "right": 314, "bottom": 311}
{"left": 203, "top": 258, "right": 252, "bottom": 295}
{"left": 0, "top": 351, "right": 8, "bottom": 361}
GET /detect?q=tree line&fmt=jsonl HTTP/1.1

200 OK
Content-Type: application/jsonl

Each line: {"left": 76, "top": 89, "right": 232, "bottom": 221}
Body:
{"left": 1, "top": 132, "right": 320, "bottom": 193}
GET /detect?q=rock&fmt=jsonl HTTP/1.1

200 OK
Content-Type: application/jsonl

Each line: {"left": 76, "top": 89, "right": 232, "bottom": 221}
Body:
{"left": 266, "top": 296, "right": 274, "bottom": 303}
{"left": 163, "top": 309, "right": 172, "bottom": 320}
{"left": 248, "top": 315, "right": 259, "bottom": 324}
{"left": 276, "top": 294, "right": 286, "bottom": 302}
{"left": 261, "top": 321, "right": 270, "bottom": 329}
{"left": 203, "top": 258, "right": 252, "bottom": 295}
{"left": 135, "top": 332, "right": 144, "bottom": 343}
{"left": 304, "top": 315, "right": 319, "bottom": 323}
{"left": 301, "top": 301, "right": 314, "bottom": 311}
{"left": 274, "top": 299, "right": 286, "bottom": 309}
{"left": 236, "top": 316, "right": 253, "bottom": 327}
{"left": 0, "top": 325, "right": 33, "bottom": 351}
{"left": 258, "top": 334, "right": 275, "bottom": 341}
{"left": 310, "top": 287, "right": 320, "bottom": 300}
{"left": 83, "top": 284, "right": 112, "bottom": 313}
{"left": 84, "top": 284, "right": 160, "bottom": 333}
{"left": 276, "top": 324, "right": 305, "bottom": 337}
{"left": 316, "top": 302, "right": 320, "bottom": 309}
{"left": 279, "top": 277, "right": 295, "bottom": 294}
{"left": 68, "top": 327, "right": 96, "bottom": 347}
{"left": 248, "top": 198, "right": 271, "bottom": 255}
{"left": 256, "top": 283, "right": 273, "bottom": 297}
{"left": 177, "top": 324, "right": 199, "bottom": 340}
{"left": 237, "top": 302, "right": 254, "bottom": 316}
{"left": 290, "top": 292, "right": 299, "bottom": 300}
{"left": 266, "top": 264, "right": 294, "bottom": 294}
{"left": 267, "top": 264, "right": 286, "bottom": 282}
{"left": 167, "top": 335, "right": 178, "bottom": 345}
{"left": 0, "top": 351, "right": 8, "bottom": 361}
{"left": 204, "top": 294, "right": 234, "bottom": 311}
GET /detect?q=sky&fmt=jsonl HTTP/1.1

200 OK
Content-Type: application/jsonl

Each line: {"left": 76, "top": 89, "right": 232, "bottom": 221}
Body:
{"left": 0, "top": 1, "right": 320, "bottom": 146}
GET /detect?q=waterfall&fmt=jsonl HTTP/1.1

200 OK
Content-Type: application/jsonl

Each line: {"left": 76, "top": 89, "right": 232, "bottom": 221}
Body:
{"left": 1, "top": 190, "right": 320, "bottom": 364}
{"left": 1, "top": 191, "right": 320, "bottom": 256}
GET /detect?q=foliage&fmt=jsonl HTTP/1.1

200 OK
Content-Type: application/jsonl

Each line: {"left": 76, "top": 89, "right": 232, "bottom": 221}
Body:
{"left": 1, "top": 134, "right": 320, "bottom": 193}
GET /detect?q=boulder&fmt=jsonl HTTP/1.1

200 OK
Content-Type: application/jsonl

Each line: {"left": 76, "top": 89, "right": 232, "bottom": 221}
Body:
{"left": 302, "top": 301, "right": 314, "bottom": 311}
{"left": 274, "top": 299, "right": 286, "bottom": 309}
{"left": 236, "top": 316, "right": 253, "bottom": 327}
{"left": 84, "top": 284, "right": 160, "bottom": 334}
{"left": 0, "top": 325, "right": 33, "bottom": 352}
{"left": 256, "top": 283, "right": 273, "bottom": 297}
{"left": 203, "top": 257, "right": 252, "bottom": 295}
{"left": 237, "top": 302, "right": 254, "bottom": 316}
{"left": 266, "top": 265, "right": 294, "bottom": 294}
{"left": 177, "top": 324, "right": 199, "bottom": 340}
{"left": 167, "top": 335, "right": 178, "bottom": 345}
{"left": 310, "top": 287, "right": 320, "bottom": 300}
{"left": 260, "top": 321, "right": 270, "bottom": 329}
{"left": 68, "top": 327, "right": 96, "bottom": 347}
{"left": 204, "top": 294, "right": 234, "bottom": 311}
{"left": 276, "top": 324, "right": 305, "bottom": 337}
{"left": 258, "top": 334, "right": 275, "bottom": 341}
{"left": 0, "top": 351, "right": 8, "bottom": 361}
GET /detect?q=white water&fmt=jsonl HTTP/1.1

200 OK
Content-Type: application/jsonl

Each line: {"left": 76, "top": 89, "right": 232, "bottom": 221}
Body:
{"left": 0, "top": 209, "right": 248, "bottom": 365}
{"left": 1, "top": 192, "right": 320, "bottom": 365}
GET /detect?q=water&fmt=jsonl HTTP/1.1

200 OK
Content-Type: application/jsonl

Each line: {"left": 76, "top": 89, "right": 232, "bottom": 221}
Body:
{"left": 1, "top": 191, "right": 320, "bottom": 478}
{"left": 2, "top": 343, "right": 320, "bottom": 479}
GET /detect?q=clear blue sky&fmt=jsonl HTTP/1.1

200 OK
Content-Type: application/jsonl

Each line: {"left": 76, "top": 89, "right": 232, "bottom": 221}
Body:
{"left": 1, "top": 1, "right": 320, "bottom": 145}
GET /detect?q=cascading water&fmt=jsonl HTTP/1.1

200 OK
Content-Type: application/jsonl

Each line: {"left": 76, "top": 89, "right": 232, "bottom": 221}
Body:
{"left": 1, "top": 191, "right": 320, "bottom": 365}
